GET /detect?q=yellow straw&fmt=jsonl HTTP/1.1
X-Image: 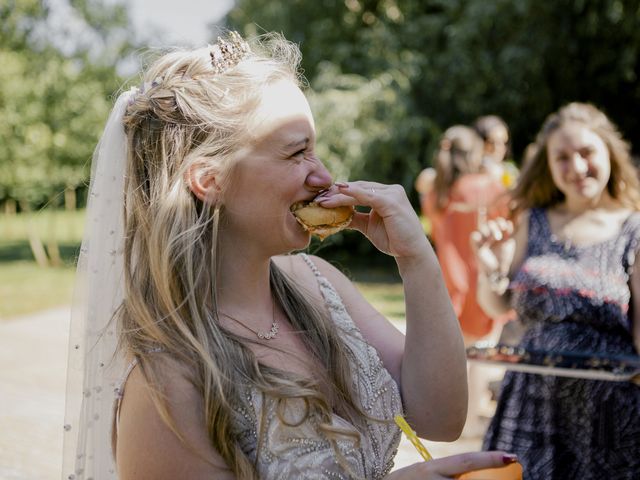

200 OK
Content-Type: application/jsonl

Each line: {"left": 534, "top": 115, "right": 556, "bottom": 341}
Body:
{"left": 394, "top": 414, "right": 434, "bottom": 462}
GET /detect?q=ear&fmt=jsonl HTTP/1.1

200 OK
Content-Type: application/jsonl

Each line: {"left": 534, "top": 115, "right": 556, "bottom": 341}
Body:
{"left": 186, "top": 161, "right": 222, "bottom": 204}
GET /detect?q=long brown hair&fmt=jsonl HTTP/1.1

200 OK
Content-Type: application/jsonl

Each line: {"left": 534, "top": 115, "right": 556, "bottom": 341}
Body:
{"left": 510, "top": 102, "right": 640, "bottom": 217}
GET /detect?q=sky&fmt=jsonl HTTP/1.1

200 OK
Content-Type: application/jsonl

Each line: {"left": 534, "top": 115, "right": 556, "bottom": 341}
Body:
{"left": 119, "top": 0, "right": 235, "bottom": 46}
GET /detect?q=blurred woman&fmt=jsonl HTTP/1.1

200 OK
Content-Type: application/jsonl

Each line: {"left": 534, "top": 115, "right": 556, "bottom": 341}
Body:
{"left": 422, "top": 125, "right": 510, "bottom": 342}
{"left": 473, "top": 115, "right": 519, "bottom": 188}
{"left": 419, "top": 125, "right": 511, "bottom": 438}
{"left": 473, "top": 102, "right": 640, "bottom": 479}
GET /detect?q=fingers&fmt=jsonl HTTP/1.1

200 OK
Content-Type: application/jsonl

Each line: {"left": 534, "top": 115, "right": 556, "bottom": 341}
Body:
{"left": 317, "top": 181, "right": 394, "bottom": 203}
{"left": 315, "top": 181, "right": 403, "bottom": 227}
{"left": 471, "top": 218, "right": 513, "bottom": 248}
{"left": 428, "top": 451, "right": 519, "bottom": 477}
{"left": 314, "top": 182, "right": 388, "bottom": 236}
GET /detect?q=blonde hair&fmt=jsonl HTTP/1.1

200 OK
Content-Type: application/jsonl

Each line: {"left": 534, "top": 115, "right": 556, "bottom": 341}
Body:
{"left": 433, "top": 125, "right": 484, "bottom": 210}
{"left": 510, "top": 102, "right": 640, "bottom": 217}
{"left": 119, "top": 33, "right": 368, "bottom": 477}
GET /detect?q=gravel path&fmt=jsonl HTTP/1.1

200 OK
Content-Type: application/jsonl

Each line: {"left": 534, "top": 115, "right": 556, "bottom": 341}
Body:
{"left": 0, "top": 307, "right": 69, "bottom": 480}
{"left": 0, "top": 307, "right": 485, "bottom": 479}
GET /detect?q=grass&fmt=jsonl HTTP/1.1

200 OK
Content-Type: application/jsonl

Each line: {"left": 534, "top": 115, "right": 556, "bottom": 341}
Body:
{"left": 0, "top": 261, "right": 77, "bottom": 318}
{"left": 355, "top": 281, "right": 406, "bottom": 324}
{"left": 0, "top": 209, "right": 83, "bottom": 319}
{"left": 0, "top": 209, "right": 406, "bottom": 321}
{"left": 0, "top": 209, "right": 85, "bottom": 244}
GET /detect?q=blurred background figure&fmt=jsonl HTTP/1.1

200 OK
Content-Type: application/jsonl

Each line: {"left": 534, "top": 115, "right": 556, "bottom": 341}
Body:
{"left": 417, "top": 125, "right": 511, "bottom": 437}
{"left": 473, "top": 102, "right": 640, "bottom": 479}
{"left": 415, "top": 165, "right": 437, "bottom": 236}
{"left": 473, "top": 115, "right": 519, "bottom": 188}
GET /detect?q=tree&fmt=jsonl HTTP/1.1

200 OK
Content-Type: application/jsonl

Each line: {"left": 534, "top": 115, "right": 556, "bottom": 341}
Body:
{"left": 228, "top": 0, "right": 640, "bottom": 173}
{"left": 0, "top": 0, "right": 135, "bottom": 266}
{"left": 226, "top": 0, "right": 640, "bottom": 259}
{"left": 0, "top": 0, "right": 134, "bottom": 212}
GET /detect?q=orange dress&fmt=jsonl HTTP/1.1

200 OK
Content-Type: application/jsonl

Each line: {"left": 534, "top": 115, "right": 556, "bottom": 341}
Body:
{"left": 422, "top": 173, "right": 510, "bottom": 339}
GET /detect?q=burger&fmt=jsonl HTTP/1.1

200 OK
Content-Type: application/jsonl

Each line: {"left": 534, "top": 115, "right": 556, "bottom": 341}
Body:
{"left": 291, "top": 201, "right": 354, "bottom": 240}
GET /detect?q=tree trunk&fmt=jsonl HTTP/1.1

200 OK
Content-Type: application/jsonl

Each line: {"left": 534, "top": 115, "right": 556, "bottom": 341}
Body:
{"left": 46, "top": 241, "right": 62, "bottom": 267}
{"left": 19, "top": 201, "right": 50, "bottom": 268}
{"left": 4, "top": 199, "right": 17, "bottom": 215}
{"left": 64, "top": 187, "right": 76, "bottom": 211}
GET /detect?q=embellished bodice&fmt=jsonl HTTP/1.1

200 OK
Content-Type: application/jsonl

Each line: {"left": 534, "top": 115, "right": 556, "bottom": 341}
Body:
{"left": 509, "top": 208, "right": 640, "bottom": 355}
{"left": 229, "top": 254, "right": 403, "bottom": 479}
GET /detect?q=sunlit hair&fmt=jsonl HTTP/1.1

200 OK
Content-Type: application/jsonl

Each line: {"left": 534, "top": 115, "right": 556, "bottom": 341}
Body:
{"left": 118, "top": 32, "right": 368, "bottom": 478}
{"left": 510, "top": 102, "right": 640, "bottom": 217}
{"left": 433, "top": 125, "right": 485, "bottom": 210}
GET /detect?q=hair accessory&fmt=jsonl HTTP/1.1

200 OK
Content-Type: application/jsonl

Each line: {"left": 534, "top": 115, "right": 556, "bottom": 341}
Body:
{"left": 210, "top": 31, "right": 251, "bottom": 74}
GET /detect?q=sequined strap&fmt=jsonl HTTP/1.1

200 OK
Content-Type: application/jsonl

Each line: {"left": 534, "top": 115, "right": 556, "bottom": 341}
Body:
{"left": 113, "top": 346, "right": 164, "bottom": 436}
{"left": 114, "top": 358, "right": 138, "bottom": 437}
{"left": 299, "top": 253, "right": 361, "bottom": 335}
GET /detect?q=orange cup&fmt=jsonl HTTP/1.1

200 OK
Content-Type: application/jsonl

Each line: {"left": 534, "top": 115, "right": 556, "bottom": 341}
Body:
{"left": 457, "top": 462, "right": 523, "bottom": 480}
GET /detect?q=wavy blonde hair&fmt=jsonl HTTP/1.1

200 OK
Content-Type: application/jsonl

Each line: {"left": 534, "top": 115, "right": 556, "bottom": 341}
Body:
{"left": 510, "top": 102, "right": 640, "bottom": 217}
{"left": 119, "top": 33, "right": 369, "bottom": 478}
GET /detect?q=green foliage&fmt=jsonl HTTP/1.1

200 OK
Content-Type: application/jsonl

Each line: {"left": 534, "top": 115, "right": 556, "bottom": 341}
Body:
{"left": 308, "top": 63, "right": 430, "bottom": 187}
{"left": 229, "top": 0, "right": 640, "bottom": 179}
{"left": 0, "top": 208, "right": 84, "bottom": 317}
{"left": 0, "top": 260, "right": 77, "bottom": 318}
{"left": 227, "top": 0, "right": 640, "bottom": 257}
{"left": 0, "top": 0, "right": 134, "bottom": 209}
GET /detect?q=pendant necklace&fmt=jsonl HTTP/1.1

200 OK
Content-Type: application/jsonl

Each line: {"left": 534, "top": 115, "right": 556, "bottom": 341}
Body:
{"left": 219, "top": 300, "right": 279, "bottom": 340}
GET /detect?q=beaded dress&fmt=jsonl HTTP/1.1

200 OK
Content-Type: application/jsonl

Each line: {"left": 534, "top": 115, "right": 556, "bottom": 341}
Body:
{"left": 113, "top": 253, "right": 402, "bottom": 479}
{"left": 230, "top": 254, "right": 402, "bottom": 479}
{"left": 483, "top": 208, "right": 640, "bottom": 480}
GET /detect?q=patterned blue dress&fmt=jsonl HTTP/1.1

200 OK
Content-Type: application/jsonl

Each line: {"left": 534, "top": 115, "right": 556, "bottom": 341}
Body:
{"left": 483, "top": 208, "right": 640, "bottom": 480}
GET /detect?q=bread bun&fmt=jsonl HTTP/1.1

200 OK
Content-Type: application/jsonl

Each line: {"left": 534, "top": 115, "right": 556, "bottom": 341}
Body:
{"left": 291, "top": 201, "right": 354, "bottom": 240}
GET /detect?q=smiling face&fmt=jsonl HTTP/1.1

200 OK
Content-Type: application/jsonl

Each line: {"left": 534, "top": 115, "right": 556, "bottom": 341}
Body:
{"left": 546, "top": 122, "right": 612, "bottom": 208}
{"left": 220, "top": 80, "right": 333, "bottom": 255}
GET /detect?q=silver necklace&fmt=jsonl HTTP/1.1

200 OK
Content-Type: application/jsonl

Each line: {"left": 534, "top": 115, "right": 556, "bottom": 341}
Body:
{"left": 219, "top": 302, "right": 279, "bottom": 340}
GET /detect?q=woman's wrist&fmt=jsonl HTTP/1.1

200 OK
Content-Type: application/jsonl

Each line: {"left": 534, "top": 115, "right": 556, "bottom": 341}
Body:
{"left": 395, "top": 247, "right": 438, "bottom": 278}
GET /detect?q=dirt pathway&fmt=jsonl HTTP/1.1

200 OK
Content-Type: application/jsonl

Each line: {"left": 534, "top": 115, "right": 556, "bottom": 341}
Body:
{"left": 0, "top": 307, "right": 484, "bottom": 479}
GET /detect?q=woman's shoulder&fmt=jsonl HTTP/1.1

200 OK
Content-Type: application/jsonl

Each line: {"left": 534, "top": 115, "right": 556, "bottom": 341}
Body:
{"left": 272, "top": 253, "right": 351, "bottom": 294}
{"left": 273, "top": 254, "right": 366, "bottom": 314}
{"left": 116, "top": 354, "right": 234, "bottom": 479}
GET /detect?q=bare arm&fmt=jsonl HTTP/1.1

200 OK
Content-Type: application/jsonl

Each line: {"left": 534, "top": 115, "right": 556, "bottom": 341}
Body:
{"left": 315, "top": 182, "right": 466, "bottom": 441}
{"left": 398, "top": 250, "right": 467, "bottom": 441}
{"left": 384, "top": 451, "right": 519, "bottom": 479}
{"left": 116, "top": 358, "right": 235, "bottom": 480}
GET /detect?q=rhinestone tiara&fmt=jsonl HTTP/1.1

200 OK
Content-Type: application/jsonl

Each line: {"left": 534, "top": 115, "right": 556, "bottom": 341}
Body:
{"left": 209, "top": 31, "right": 251, "bottom": 74}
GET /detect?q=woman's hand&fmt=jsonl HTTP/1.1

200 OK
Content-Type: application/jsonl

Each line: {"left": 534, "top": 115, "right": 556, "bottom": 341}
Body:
{"left": 385, "top": 451, "right": 519, "bottom": 479}
{"left": 316, "top": 181, "right": 428, "bottom": 259}
{"left": 470, "top": 217, "right": 516, "bottom": 280}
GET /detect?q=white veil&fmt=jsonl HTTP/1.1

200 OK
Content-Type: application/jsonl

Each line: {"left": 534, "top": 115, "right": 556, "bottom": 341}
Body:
{"left": 62, "top": 89, "right": 135, "bottom": 480}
